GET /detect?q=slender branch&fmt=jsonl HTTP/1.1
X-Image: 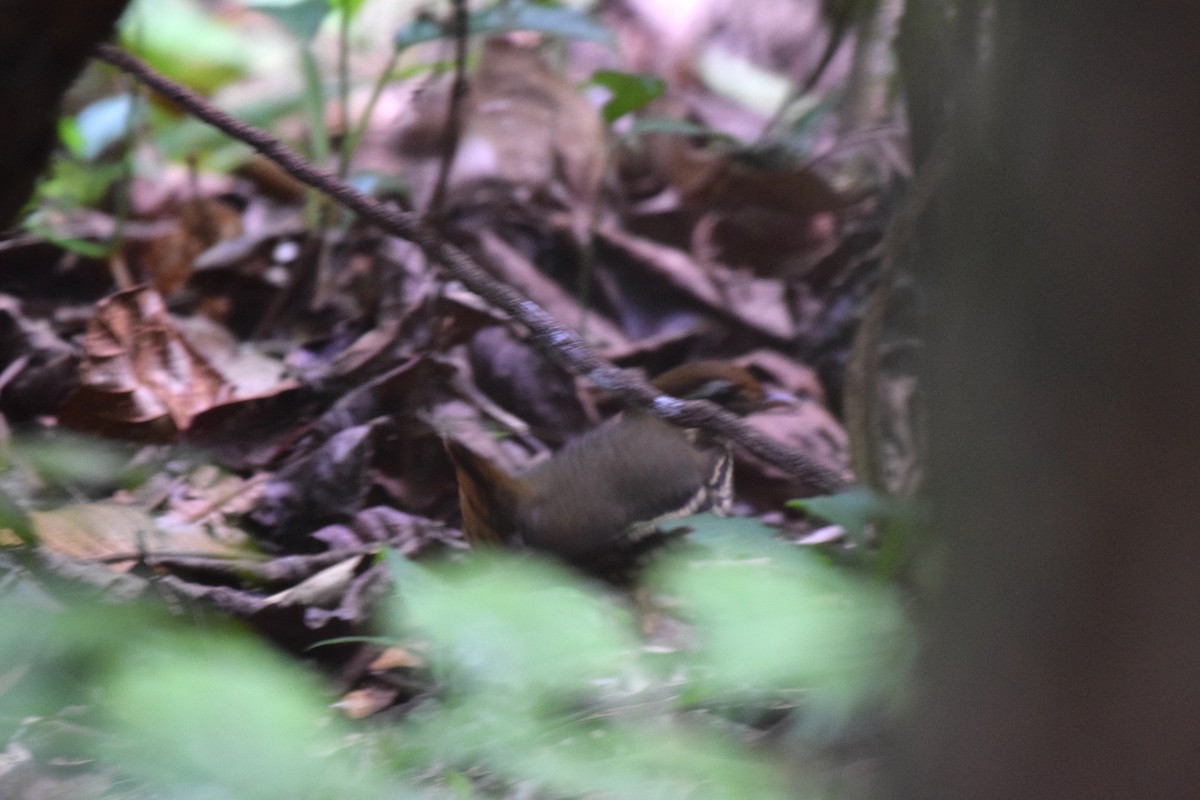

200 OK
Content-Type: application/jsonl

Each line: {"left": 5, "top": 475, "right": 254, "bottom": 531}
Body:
{"left": 427, "top": 0, "right": 471, "bottom": 215}
{"left": 94, "top": 44, "right": 849, "bottom": 494}
{"left": 335, "top": 3, "right": 352, "bottom": 179}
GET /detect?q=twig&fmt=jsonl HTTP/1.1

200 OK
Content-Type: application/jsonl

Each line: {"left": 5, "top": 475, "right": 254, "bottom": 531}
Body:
{"left": 180, "top": 472, "right": 272, "bottom": 524}
{"left": 760, "top": 5, "right": 853, "bottom": 141}
{"left": 427, "top": 0, "right": 471, "bottom": 216}
{"left": 335, "top": 4, "right": 353, "bottom": 180}
{"left": 94, "top": 44, "right": 849, "bottom": 494}
{"left": 92, "top": 546, "right": 380, "bottom": 585}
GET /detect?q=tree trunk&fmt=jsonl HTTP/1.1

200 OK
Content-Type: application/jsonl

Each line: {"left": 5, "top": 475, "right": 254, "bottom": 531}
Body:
{"left": 897, "top": 3, "right": 1200, "bottom": 797}
{"left": 0, "top": 0, "right": 133, "bottom": 227}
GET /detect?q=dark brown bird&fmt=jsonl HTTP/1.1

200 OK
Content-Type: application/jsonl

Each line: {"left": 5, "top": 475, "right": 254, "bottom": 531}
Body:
{"left": 445, "top": 361, "right": 769, "bottom": 575}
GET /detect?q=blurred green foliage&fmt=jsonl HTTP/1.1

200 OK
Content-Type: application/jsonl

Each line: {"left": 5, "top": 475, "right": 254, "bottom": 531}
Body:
{"left": 791, "top": 488, "right": 902, "bottom": 543}
{"left": 791, "top": 489, "right": 922, "bottom": 579}
{"left": 656, "top": 515, "right": 906, "bottom": 702}
{"left": 380, "top": 515, "right": 907, "bottom": 798}
{"left": 102, "top": 630, "right": 398, "bottom": 798}
{"left": 25, "top": 93, "right": 143, "bottom": 254}
{"left": 121, "top": 0, "right": 279, "bottom": 93}
{"left": 0, "top": 512, "right": 906, "bottom": 798}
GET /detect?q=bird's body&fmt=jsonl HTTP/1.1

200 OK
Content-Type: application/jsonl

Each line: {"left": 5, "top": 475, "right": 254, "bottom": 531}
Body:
{"left": 516, "top": 412, "right": 730, "bottom": 560}
{"left": 446, "top": 361, "right": 767, "bottom": 574}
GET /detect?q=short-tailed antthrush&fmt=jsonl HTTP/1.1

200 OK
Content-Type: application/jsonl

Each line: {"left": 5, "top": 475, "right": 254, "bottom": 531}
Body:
{"left": 445, "top": 361, "right": 771, "bottom": 575}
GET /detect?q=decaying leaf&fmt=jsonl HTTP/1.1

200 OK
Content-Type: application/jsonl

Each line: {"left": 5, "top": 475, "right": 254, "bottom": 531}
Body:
{"left": 58, "top": 287, "right": 233, "bottom": 440}
{"left": 264, "top": 555, "right": 364, "bottom": 608}
{"left": 368, "top": 646, "right": 426, "bottom": 671}
{"left": 335, "top": 686, "right": 399, "bottom": 719}
{"left": 396, "top": 38, "right": 606, "bottom": 210}
{"left": 596, "top": 223, "right": 795, "bottom": 340}
{"left": 128, "top": 196, "right": 244, "bottom": 296}
{"left": 29, "top": 501, "right": 250, "bottom": 570}
{"left": 0, "top": 296, "right": 79, "bottom": 420}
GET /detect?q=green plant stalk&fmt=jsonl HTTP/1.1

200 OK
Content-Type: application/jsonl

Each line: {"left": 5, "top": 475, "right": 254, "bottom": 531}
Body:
{"left": 300, "top": 44, "right": 329, "bottom": 162}
{"left": 300, "top": 43, "right": 329, "bottom": 230}
{"left": 335, "top": 6, "right": 353, "bottom": 180}
{"left": 343, "top": 48, "right": 401, "bottom": 175}
{"left": 574, "top": 149, "right": 609, "bottom": 341}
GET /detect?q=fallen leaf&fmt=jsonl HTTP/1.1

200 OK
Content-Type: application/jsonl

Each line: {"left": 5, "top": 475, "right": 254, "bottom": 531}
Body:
{"left": 335, "top": 686, "right": 398, "bottom": 719}
{"left": 264, "top": 556, "right": 364, "bottom": 609}
{"left": 29, "top": 502, "right": 250, "bottom": 569}
{"left": 368, "top": 646, "right": 425, "bottom": 671}
{"left": 58, "top": 287, "right": 232, "bottom": 440}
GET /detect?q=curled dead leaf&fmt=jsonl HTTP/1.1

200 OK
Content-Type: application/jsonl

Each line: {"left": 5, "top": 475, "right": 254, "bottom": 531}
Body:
{"left": 58, "top": 287, "right": 232, "bottom": 441}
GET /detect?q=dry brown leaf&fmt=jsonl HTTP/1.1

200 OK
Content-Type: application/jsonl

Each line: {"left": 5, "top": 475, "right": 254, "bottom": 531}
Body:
{"left": 667, "top": 141, "right": 844, "bottom": 217}
{"left": 630, "top": 130, "right": 846, "bottom": 276}
{"left": 263, "top": 556, "right": 364, "bottom": 608}
{"left": 422, "top": 397, "right": 543, "bottom": 477}
{"left": 397, "top": 38, "right": 606, "bottom": 208}
{"left": 153, "top": 468, "right": 269, "bottom": 547}
{"left": 597, "top": 224, "right": 794, "bottom": 340}
{"left": 129, "top": 197, "right": 243, "bottom": 296}
{"left": 172, "top": 313, "right": 290, "bottom": 398}
{"left": 734, "top": 349, "right": 827, "bottom": 404}
{"left": 368, "top": 646, "right": 426, "bottom": 671}
{"left": 29, "top": 502, "right": 250, "bottom": 570}
{"left": 477, "top": 231, "right": 630, "bottom": 353}
{"left": 739, "top": 400, "right": 853, "bottom": 500}
{"left": 184, "top": 386, "right": 326, "bottom": 470}
{"left": 335, "top": 686, "right": 398, "bottom": 719}
{"left": 57, "top": 287, "right": 233, "bottom": 440}
{"left": 0, "top": 296, "right": 79, "bottom": 420}
{"left": 467, "top": 326, "right": 595, "bottom": 445}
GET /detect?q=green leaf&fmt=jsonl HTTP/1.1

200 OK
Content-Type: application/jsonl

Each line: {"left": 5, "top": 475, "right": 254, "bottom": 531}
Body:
{"left": 21, "top": 225, "right": 115, "bottom": 259}
{"left": 326, "top": 0, "right": 367, "bottom": 20}
{"left": 419, "top": 703, "right": 792, "bottom": 800}
{"left": 653, "top": 515, "right": 907, "bottom": 706}
{"left": 150, "top": 92, "right": 305, "bottom": 167}
{"left": 393, "top": 1, "right": 612, "bottom": 51}
{"left": 56, "top": 118, "right": 86, "bottom": 160}
{"left": 591, "top": 70, "right": 665, "bottom": 124}
{"left": 248, "top": 0, "right": 330, "bottom": 43}
{"left": 8, "top": 434, "right": 132, "bottom": 488}
{"left": 30, "top": 153, "right": 127, "bottom": 212}
{"left": 389, "top": 552, "right": 634, "bottom": 695}
{"left": 0, "top": 487, "right": 35, "bottom": 546}
{"left": 0, "top": 604, "right": 160, "bottom": 732}
{"left": 121, "top": 0, "right": 259, "bottom": 94}
{"left": 475, "top": 1, "right": 612, "bottom": 44}
{"left": 300, "top": 44, "right": 330, "bottom": 160}
{"left": 789, "top": 487, "right": 899, "bottom": 541}
{"left": 392, "top": 15, "right": 444, "bottom": 51}
{"left": 103, "top": 631, "right": 392, "bottom": 798}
